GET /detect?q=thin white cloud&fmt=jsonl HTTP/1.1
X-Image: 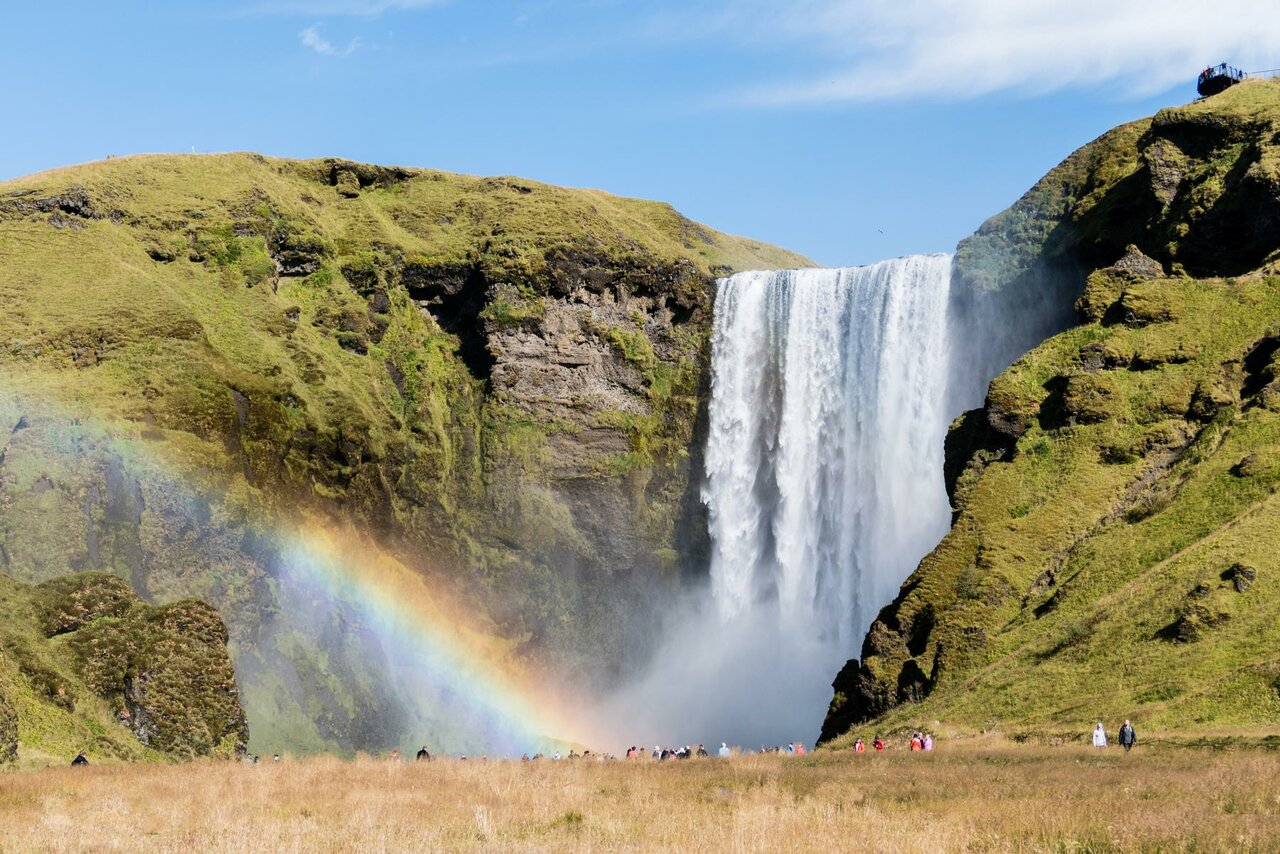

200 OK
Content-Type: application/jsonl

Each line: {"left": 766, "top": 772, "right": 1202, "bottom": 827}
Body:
{"left": 650, "top": 0, "right": 1280, "bottom": 105}
{"left": 299, "top": 24, "right": 362, "bottom": 55}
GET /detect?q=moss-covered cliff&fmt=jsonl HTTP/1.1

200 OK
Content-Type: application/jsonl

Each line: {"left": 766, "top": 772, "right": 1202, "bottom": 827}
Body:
{"left": 0, "top": 153, "right": 808, "bottom": 753}
{"left": 823, "top": 79, "right": 1280, "bottom": 744}
{"left": 0, "top": 572, "right": 246, "bottom": 764}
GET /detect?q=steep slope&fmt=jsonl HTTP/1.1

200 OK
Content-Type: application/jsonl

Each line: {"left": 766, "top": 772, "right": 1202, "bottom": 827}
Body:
{"left": 823, "top": 78, "right": 1280, "bottom": 743}
{"left": 0, "top": 572, "right": 246, "bottom": 765}
{"left": 0, "top": 154, "right": 810, "bottom": 753}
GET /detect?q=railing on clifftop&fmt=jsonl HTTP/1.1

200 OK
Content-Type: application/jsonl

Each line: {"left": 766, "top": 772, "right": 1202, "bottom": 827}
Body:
{"left": 1197, "top": 63, "right": 1247, "bottom": 98}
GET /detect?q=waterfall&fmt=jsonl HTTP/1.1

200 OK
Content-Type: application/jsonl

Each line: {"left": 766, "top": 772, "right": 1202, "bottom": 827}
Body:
{"left": 703, "top": 255, "right": 955, "bottom": 647}
{"left": 594, "top": 254, "right": 963, "bottom": 749}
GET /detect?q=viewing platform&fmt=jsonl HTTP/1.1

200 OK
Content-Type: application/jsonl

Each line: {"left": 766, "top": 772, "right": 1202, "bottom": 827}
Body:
{"left": 1197, "top": 63, "right": 1246, "bottom": 98}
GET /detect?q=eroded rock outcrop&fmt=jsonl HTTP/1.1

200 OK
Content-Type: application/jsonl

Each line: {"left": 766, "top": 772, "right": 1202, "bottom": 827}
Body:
{"left": 0, "top": 572, "right": 247, "bottom": 762}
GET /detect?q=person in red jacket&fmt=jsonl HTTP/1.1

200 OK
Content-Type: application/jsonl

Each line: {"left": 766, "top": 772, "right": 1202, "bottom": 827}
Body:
{"left": 910, "top": 733, "right": 923, "bottom": 751}
{"left": 873, "top": 736, "right": 885, "bottom": 752}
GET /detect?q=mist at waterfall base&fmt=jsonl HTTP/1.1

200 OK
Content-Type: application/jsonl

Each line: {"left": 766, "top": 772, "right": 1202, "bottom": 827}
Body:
{"left": 592, "top": 256, "right": 958, "bottom": 749}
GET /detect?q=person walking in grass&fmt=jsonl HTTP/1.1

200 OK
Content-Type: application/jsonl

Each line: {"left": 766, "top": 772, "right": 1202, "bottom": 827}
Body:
{"left": 1092, "top": 722, "right": 1107, "bottom": 748}
{"left": 1118, "top": 720, "right": 1136, "bottom": 753}
{"left": 853, "top": 737, "right": 865, "bottom": 753}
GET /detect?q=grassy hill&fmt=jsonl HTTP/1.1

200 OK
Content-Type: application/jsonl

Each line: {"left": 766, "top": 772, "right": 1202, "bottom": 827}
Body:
{"left": 0, "top": 153, "right": 809, "bottom": 757}
{"left": 823, "top": 79, "right": 1280, "bottom": 744}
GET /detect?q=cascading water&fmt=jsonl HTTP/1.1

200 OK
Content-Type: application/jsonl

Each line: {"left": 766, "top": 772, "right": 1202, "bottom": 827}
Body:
{"left": 594, "top": 255, "right": 958, "bottom": 749}
{"left": 704, "top": 256, "right": 955, "bottom": 648}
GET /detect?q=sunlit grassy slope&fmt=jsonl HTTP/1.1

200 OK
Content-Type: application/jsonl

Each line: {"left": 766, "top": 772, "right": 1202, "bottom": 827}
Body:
{"left": 825, "top": 79, "right": 1280, "bottom": 743}
{"left": 860, "top": 275, "right": 1280, "bottom": 739}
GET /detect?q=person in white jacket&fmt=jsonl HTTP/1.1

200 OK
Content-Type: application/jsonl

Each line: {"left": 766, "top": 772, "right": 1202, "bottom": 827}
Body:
{"left": 717, "top": 742, "right": 731, "bottom": 758}
{"left": 1092, "top": 722, "right": 1107, "bottom": 748}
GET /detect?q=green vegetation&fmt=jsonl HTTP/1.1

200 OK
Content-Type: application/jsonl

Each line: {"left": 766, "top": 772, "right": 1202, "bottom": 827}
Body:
{"left": 0, "top": 152, "right": 808, "bottom": 755}
{"left": 824, "top": 79, "right": 1280, "bottom": 745}
{"left": 0, "top": 572, "right": 246, "bottom": 765}
{"left": 956, "top": 78, "right": 1280, "bottom": 306}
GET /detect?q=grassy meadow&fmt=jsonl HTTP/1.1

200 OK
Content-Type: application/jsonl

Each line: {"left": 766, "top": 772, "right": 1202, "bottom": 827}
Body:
{"left": 1, "top": 739, "right": 1278, "bottom": 852}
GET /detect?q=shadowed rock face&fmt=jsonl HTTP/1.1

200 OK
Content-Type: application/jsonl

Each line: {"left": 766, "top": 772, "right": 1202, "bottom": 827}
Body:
{"left": 822, "top": 80, "right": 1280, "bottom": 742}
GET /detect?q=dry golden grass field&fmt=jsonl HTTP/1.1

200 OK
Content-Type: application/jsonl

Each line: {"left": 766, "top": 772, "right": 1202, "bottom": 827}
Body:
{"left": 1, "top": 740, "right": 1278, "bottom": 853}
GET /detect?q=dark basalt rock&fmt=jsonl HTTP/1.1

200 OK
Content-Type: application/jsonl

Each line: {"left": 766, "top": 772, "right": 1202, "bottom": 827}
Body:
{"left": 1158, "top": 602, "right": 1229, "bottom": 643}
{"left": 944, "top": 408, "right": 1016, "bottom": 510}
{"left": 400, "top": 261, "right": 493, "bottom": 380}
{"left": 1079, "top": 341, "right": 1131, "bottom": 372}
{"left": 1187, "top": 377, "right": 1239, "bottom": 422}
{"left": 268, "top": 229, "right": 328, "bottom": 276}
{"left": 1232, "top": 454, "right": 1262, "bottom": 477}
{"left": 817, "top": 657, "right": 862, "bottom": 745}
{"left": 0, "top": 185, "right": 99, "bottom": 220}
{"left": 1111, "top": 244, "right": 1165, "bottom": 280}
{"left": 1221, "top": 562, "right": 1257, "bottom": 592}
{"left": 321, "top": 158, "right": 418, "bottom": 192}
{"left": 985, "top": 392, "right": 1036, "bottom": 442}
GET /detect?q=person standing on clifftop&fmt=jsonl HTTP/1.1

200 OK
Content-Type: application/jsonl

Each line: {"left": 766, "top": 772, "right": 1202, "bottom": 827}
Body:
{"left": 1118, "top": 720, "right": 1136, "bottom": 753}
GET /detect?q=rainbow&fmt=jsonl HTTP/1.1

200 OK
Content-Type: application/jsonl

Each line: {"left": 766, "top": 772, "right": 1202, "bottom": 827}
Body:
{"left": 0, "top": 386, "right": 596, "bottom": 756}
{"left": 270, "top": 521, "right": 595, "bottom": 754}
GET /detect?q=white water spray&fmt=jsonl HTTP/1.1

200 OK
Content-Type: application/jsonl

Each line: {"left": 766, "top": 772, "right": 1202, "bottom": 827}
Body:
{"left": 596, "top": 255, "right": 957, "bottom": 749}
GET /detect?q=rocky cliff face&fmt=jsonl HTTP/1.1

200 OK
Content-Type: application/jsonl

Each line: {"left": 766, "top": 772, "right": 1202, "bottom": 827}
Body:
{"left": 822, "top": 79, "right": 1280, "bottom": 743}
{"left": 0, "top": 571, "right": 246, "bottom": 763}
{"left": 0, "top": 153, "right": 808, "bottom": 752}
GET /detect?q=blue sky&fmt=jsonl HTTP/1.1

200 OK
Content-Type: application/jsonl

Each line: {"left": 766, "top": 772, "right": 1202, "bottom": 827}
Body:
{"left": 4, "top": 1, "right": 1278, "bottom": 265}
